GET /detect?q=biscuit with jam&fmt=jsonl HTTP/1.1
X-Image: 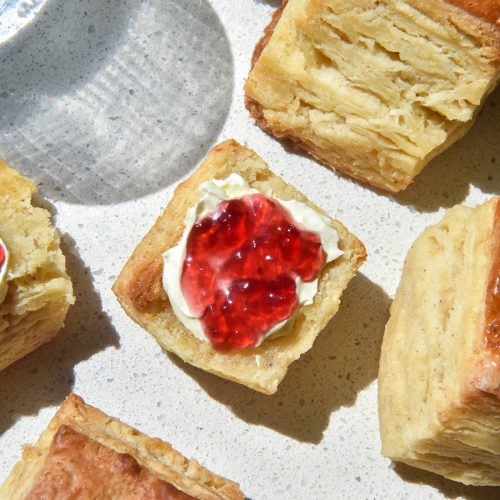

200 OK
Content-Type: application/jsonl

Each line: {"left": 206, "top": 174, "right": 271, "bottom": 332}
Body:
{"left": 113, "top": 140, "right": 366, "bottom": 394}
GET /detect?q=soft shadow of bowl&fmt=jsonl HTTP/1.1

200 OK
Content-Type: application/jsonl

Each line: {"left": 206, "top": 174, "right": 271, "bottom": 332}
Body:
{"left": 0, "top": 0, "right": 233, "bottom": 205}
{"left": 0, "top": 233, "right": 119, "bottom": 434}
{"left": 0, "top": 0, "right": 49, "bottom": 45}
{"left": 169, "top": 273, "right": 390, "bottom": 443}
{"left": 395, "top": 463, "right": 499, "bottom": 500}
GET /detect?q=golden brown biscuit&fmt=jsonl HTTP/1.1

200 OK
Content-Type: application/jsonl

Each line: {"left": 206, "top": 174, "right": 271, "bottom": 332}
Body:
{"left": 113, "top": 140, "right": 366, "bottom": 394}
{"left": 245, "top": 0, "right": 500, "bottom": 192}
{"left": 0, "top": 161, "right": 74, "bottom": 371}
{"left": 378, "top": 197, "right": 500, "bottom": 485}
{"left": 0, "top": 393, "right": 243, "bottom": 499}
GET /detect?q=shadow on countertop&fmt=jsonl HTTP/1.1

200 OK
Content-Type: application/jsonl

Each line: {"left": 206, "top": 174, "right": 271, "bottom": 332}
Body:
{"left": 0, "top": 234, "right": 119, "bottom": 434}
{"left": 395, "top": 463, "right": 499, "bottom": 500}
{"left": 254, "top": 0, "right": 282, "bottom": 7}
{"left": 169, "top": 272, "right": 390, "bottom": 443}
{"left": 0, "top": 0, "right": 234, "bottom": 205}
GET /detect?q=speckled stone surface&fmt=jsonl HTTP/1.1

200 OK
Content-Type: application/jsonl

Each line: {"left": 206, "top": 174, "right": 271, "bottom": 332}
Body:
{"left": 0, "top": 1, "right": 499, "bottom": 499}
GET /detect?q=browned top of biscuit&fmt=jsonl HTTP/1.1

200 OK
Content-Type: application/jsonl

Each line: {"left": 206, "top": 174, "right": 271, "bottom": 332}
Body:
{"left": 485, "top": 200, "right": 500, "bottom": 351}
{"left": 26, "top": 425, "right": 195, "bottom": 500}
{"left": 127, "top": 257, "right": 167, "bottom": 313}
{"left": 446, "top": 0, "right": 500, "bottom": 25}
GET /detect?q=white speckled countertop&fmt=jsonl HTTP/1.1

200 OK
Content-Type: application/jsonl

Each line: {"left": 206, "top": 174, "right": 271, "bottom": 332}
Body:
{"left": 0, "top": 1, "right": 498, "bottom": 499}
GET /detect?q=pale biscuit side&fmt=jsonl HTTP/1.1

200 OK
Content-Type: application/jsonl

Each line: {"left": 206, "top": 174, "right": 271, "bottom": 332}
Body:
{"left": 378, "top": 198, "right": 500, "bottom": 485}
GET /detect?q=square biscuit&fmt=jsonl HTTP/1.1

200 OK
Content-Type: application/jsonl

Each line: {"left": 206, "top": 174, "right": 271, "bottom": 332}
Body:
{"left": 378, "top": 197, "right": 500, "bottom": 485}
{"left": 0, "top": 393, "right": 243, "bottom": 499}
{"left": 113, "top": 140, "right": 366, "bottom": 394}
{"left": 245, "top": 0, "right": 500, "bottom": 192}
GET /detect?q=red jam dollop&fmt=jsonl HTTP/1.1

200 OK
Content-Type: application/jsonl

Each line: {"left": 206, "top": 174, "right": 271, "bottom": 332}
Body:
{"left": 181, "top": 194, "right": 326, "bottom": 349}
{"left": 0, "top": 245, "right": 5, "bottom": 270}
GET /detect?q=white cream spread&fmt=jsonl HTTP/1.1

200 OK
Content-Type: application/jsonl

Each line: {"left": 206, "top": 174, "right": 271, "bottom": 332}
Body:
{"left": 162, "top": 174, "right": 343, "bottom": 346}
{"left": 0, "top": 237, "right": 9, "bottom": 305}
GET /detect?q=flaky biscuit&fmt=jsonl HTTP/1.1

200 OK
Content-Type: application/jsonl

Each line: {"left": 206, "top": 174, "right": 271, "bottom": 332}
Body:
{"left": 0, "top": 393, "right": 243, "bottom": 499}
{"left": 378, "top": 197, "right": 500, "bottom": 485}
{"left": 0, "top": 161, "right": 74, "bottom": 371}
{"left": 113, "top": 140, "right": 366, "bottom": 394}
{"left": 245, "top": 0, "right": 499, "bottom": 192}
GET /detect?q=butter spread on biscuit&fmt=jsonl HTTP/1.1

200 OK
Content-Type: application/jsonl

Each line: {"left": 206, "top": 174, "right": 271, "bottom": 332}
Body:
{"left": 162, "top": 174, "right": 342, "bottom": 349}
{"left": 0, "top": 237, "right": 9, "bottom": 304}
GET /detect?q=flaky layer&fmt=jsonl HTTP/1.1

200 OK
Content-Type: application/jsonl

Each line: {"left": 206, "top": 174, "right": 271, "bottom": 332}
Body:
{"left": 378, "top": 198, "right": 500, "bottom": 485}
{"left": 0, "top": 394, "right": 243, "bottom": 500}
{"left": 245, "top": 0, "right": 500, "bottom": 192}
{"left": 0, "top": 161, "right": 74, "bottom": 371}
{"left": 113, "top": 140, "right": 366, "bottom": 394}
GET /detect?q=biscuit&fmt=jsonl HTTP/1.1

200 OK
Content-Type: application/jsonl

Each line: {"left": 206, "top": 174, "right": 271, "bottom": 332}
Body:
{"left": 0, "top": 393, "right": 243, "bottom": 499}
{"left": 113, "top": 140, "right": 366, "bottom": 394}
{"left": 245, "top": 0, "right": 500, "bottom": 192}
{"left": 0, "top": 161, "right": 74, "bottom": 371}
{"left": 378, "top": 197, "right": 500, "bottom": 485}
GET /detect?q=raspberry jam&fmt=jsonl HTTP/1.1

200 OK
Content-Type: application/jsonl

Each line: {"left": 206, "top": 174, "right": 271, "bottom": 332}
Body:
{"left": 0, "top": 245, "right": 5, "bottom": 270}
{"left": 181, "top": 193, "right": 325, "bottom": 349}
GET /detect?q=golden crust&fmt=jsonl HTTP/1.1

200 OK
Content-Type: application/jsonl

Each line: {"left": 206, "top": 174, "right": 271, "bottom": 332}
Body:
{"left": 245, "top": 0, "right": 500, "bottom": 193}
{"left": 378, "top": 197, "right": 500, "bottom": 486}
{"left": 25, "top": 425, "right": 195, "bottom": 499}
{"left": 484, "top": 200, "right": 500, "bottom": 352}
{"left": 446, "top": 0, "right": 500, "bottom": 26}
{"left": 0, "top": 393, "right": 244, "bottom": 500}
{"left": 0, "top": 161, "right": 74, "bottom": 372}
{"left": 113, "top": 139, "right": 366, "bottom": 394}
